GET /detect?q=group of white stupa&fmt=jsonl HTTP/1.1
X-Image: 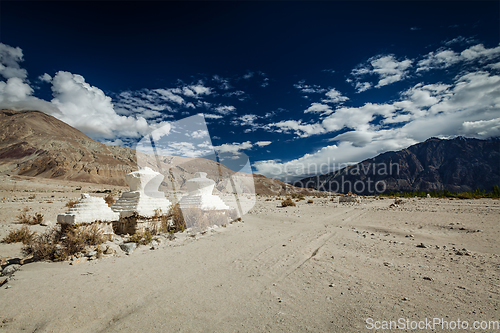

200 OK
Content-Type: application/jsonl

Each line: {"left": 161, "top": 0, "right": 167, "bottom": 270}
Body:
{"left": 57, "top": 167, "right": 230, "bottom": 235}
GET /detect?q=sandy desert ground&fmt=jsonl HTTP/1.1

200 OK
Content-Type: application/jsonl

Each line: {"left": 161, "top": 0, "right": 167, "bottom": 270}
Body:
{"left": 0, "top": 175, "right": 499, "bottom": 332}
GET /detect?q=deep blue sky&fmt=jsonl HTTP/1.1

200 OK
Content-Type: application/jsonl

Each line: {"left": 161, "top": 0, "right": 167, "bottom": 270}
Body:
{"left": 1, "top": 1, "right": 499, "bottom": 182}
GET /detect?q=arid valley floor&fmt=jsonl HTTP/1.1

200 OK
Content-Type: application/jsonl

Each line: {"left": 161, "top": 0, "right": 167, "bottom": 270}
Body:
{"left": 0, "top": 175, "right": 499, "bottom": 332}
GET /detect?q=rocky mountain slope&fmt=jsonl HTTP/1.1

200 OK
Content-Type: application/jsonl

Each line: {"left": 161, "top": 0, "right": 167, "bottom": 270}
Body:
{"left": 0, "top": 109, "right": 303, "bottom": 195}
{"left": 295, "top": 137, "right": 500, "bottom": 194}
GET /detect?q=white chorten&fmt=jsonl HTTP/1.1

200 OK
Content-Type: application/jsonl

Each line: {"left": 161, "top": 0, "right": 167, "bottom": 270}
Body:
{"left": 112, "top": 167, "right": 172, "bottom": 218}
{"left": 57, "top": 193, "right": 119, "bottom": 225}
{"left": 179, "top": 172, "right": 229, "bottom": 210}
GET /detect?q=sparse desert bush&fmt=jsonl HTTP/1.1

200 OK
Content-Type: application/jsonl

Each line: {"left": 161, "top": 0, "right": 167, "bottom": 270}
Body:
{"left": 23, "top": 224, "right": 105, "bottom": 261}
{"left": 32, "top": 213, "right": 44, "bottom": 225}
{"left": 290, "top": 193, "right": 305, "bottom": 199}
{"left": 17, "top": 208, "right": 43, "bottom": 225}
{"left": 17, "top": 208, "right": 31, "bottom": 224}
{"left": 127, "top": 230, "right": 155, "bottom": 245}
{"left": 307, "top": 199, "right": 313, "bottom": 204}
{"left": 162, "top": 203, "right": 186, "bottom": 233}
{"left": 2, "top": 225, "right": 35, "bottom": 244}
{"left": 104, "top": 193, "right": 115, "bottom": 207}
{"left": 281, "top": 197, "right": 296, "bottom": 207}
{"left": 66, "top": 199, "right": 78, "bottom": 209}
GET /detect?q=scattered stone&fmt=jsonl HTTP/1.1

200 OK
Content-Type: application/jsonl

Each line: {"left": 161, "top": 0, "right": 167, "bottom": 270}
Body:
{"left": 423, "top": 276, "right": 433, "bottom": 281}
{"left": 40, "top": 220, "right": 55, "bottom": 227}
{"left": 417, "top": 243, "right": 429, "bottom": 248}
{"left": 402, "top": 297, "right": 409, "bottom": 301}
{"left": 0, "top": 257, "right": 9, "bottom": 267}
{"left": 85, "top": 251, "right": 97, "bottom": 258}
{"left": 70, "top": 257, "right": 88, "bottom": 265}
{"left": 383, "top": 262, "right": 393, "bottom": 267}
{"left": 103, "top": 246, "right": 114, "bottom": 255}
{"left": 329, "top": 283, "right": 335, "bottom": 287}
{"left": 120, "top": 243, "right": 137, "bottom": 254}
{"left": 1, "top": 264, "right": 20, "bottom": 276}
{"left": 405, "top": 235, "right": 414, "bottom": 238}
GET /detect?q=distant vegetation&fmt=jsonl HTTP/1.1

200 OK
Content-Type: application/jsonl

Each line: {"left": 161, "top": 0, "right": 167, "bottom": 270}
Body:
{"left": 378, "top": 185, "right": 500, "bottom": 199}
{"left": 281, "top": 197, "right": 296, "bottom": 207}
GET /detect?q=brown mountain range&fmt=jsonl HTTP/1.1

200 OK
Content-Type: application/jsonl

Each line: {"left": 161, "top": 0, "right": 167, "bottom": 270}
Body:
{"left": 0, "top": 109, "right": 305, "bottom": 195}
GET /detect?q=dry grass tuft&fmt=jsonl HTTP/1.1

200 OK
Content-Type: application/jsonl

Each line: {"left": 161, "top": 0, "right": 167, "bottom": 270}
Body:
{"left": 127, "top": 230, "right": 155, "bottom": 245}
{"left": 17, "top": 208, "right": 31, "bottom": 224}
{"left": 164, "top": 203, "right": 186, "bottom": 233}
{"left": 281, "top": 197, "right": 296, "bottom": 207}
{"left": 17, "top": 208, "right": 44, "bottom": 225}
{"left": 23, "top": 224, "right": 105, "bottom": 261}
{"left": 31, "top": 213, "right": 44, "bottom": 225}
{"left": 66, "top": 199, "right": 78, "bottom": 209}
{"left": 2, "top": 225, "right": 36, "bottom": 244}
{"left": 104, "top": 193, "right": 115, "bottom": 207}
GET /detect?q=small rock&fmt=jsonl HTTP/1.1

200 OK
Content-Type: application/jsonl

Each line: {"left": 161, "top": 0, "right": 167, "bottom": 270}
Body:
{"left": 402, "top": 297, "right": 409, "bottom": 301}
{"left": 104, "top": 246, "right": 114, "bottom": 255}
{"left": 120, "top": 243, "right": 137, "bottom": 254}
{"left": 405, "top": 234, "right": 414, "bottom": 238}
{"left": 417, "top": 243, "right": 429, "bottom": 248}
{"left": 85, "top": 251, "right": 97, "bottom": 257}
{"left": 1, "top": 264, "right": 20, "bottom": 276}
{"left": 5, "top": 285, "right": 11, "bottom": 289}
{"left": 40, "top": 220, "right": 55, "bottom": 227}
{"left": 70, "top": 257, "right": 88, "bottom": 265}
{"left": 0, "top": 278, "right": 7, "bottom": 287}
{"left": 329, "top": 283, "right": 335, "bottom": 287}
{"left": 0, "top": 257, "right": 9, "bottom": 266}
{"left": 423, "top": 276, "right": 433, "bottom": 281}
{"left": 383, "top": 262, "right": 393, "bottom": 267}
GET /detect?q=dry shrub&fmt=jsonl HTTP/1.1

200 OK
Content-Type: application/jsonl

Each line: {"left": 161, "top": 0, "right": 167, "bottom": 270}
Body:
{"left": 307, "top": 199, "right": 313, "bottom": 204}
{"left": 31, "top": 213, "right": 44, "bottom": 225}
{"left": 23, "top": 224, "right": 105, "bottom": 261}
{"left": 2, "top": 225, "right": 35, "bottom": 244}
{"left": 104, "top": 193, "right": 115, "bottom": 207}
{"left": 17, "top": 208, "right": 43, "bottom": 225}
{"left": 66, "top": 199, "right": 78, "bottom": 209}
{"left": 164, "top": 203, "right": 186, "bottom": 233}
{"left": 281, "top": 197, "right": 296, "bottom": 207}
{"left": 17, "top": 208, "right": 31, "bottom": 224}
{"left": 127, "top": 230, "right": 155, "bottom": 245}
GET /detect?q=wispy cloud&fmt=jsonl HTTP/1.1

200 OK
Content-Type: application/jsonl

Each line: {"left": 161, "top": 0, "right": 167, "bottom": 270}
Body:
{"left": 351, "top": 54, "right": 413, "bottom": 91}
{"left": 417, "top": 43, "right": 500, "bottom": 72}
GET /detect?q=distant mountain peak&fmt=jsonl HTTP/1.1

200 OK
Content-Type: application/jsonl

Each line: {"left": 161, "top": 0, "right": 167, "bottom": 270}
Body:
{"left": 295, "top": 136, "right": 500, "bottom": 194}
